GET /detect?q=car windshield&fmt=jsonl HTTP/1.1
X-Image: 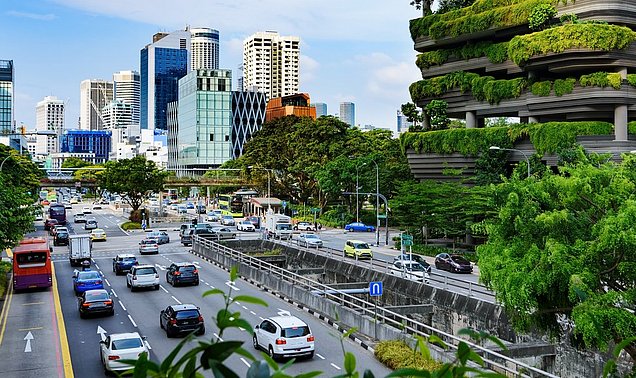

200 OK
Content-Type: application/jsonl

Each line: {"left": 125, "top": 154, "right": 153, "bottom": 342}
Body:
{"left": 136, "top": 268, "right": 156, "bottom": 275}
{"left": 282, "top": 326, "right": 310, "bottom": 338}
{"left": 78, "top": 272, "right": 100, "bottom": 280}
{"left": 405, "top": 263, "right": 425, "bottom": 271}
{"left": 179, "top": 266, "right": 196, "bottom": 272}
{"left": 277, "top": 224, "right": 291, "bottom": 230}
{"left": 141, "top": 240, "right": 155, "bottom": 245}
{"left": 354, "top": 243, "right": 369, "bottom": 249}
{"left": 112, "top": 338, "right": 143, "bottom": 350}
{"left": 304, "top": 235, "right": 319, "bottom": 240}
{"left": 121, "top": 257, "right": 136, "bottom": 262}
{"left": 175, "top": 310, "right": 200, "bottom": 319}
{"left": 85, "top": 291, "right": 109, "bottom": 301}
{"left": 451, "top": 256, "right": 469, "bottom": 264}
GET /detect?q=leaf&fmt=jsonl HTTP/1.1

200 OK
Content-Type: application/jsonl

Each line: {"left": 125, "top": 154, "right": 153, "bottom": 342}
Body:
{"left": 385, "top": 368, "right": 432, "bottom": 377}
{"left": 416, "top": 336, "right": 431, "bottom": 360}
{"left": 341, "top": 327, "right": 358, "bottom": 339}
{"left": 427, "top": 334, "right": 448, "bottom": 349}
{"left": 200, "top": 341, "right": 244, "bottom": 369}
{"left": 246, "top": 360, "right": 271, "bottom": 378}
{"left": 362, "top": 370, "right": 376, "bottom": 378}
{"left": 132, "top": 351, "right": 148, "bottom": 378}
{"left": 183, "top": 356, "right": 198, "bottom": 378}
{"left": 457, "top": 342, "right": 470, "bottom": 365}
{"left": 203, "top": 288, "right": 226, "bottom": 298}
{"left": 233, "top": 346, "right": 257, "bottom": 361}
{"left": 613, "top": 335, "right": 636, "bottom": 357}
{"left": 295, "top": 371, "right": 323, "bottom": 378}
{"left": 344, "top": 352, "right": 356, "bottom": 374}
{"left": 160, "top": 336, "right": 190, "bottom": 372}
{"left": 231, "top": 295, "right": 269, "bottom": 308}
{"left": 230, "top": 265, "right": 238, "bottom": 282}
{"left": 467, "top": 350, "right": 485, "bottom": 366}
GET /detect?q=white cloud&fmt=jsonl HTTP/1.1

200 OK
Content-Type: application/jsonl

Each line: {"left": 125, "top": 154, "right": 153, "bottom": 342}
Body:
{"left": 6, "top": 10, "right": 56, "bottom": 21}
{"left": 300, "top": 54, "right": 319, "bottom": 84}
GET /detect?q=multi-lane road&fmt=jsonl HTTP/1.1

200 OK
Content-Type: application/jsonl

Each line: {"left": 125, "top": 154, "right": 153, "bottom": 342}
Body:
{"left": 1, "top": 203, "right": 392, "bottom": 377}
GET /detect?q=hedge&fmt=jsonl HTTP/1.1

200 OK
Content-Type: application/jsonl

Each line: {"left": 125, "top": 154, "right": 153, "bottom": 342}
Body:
{"left": 416, "top": 41, "right": 509, "bottom": 69}
{"left": 121, "top": 221, "right": 141, "bottom": 230}
{"left": 374, "top": 340, "right": 442, "bottom": 371}
{"left": 400, "top": 121, "right": 614, "bottom": 156}
{"left": 0, "top": 261, "right": 11, "bottom": 298}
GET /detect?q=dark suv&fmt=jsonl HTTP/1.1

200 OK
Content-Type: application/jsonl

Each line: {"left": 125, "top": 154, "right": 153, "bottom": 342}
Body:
{"left": 112, "top": 254, "right": 139, "bottom": 275}
{"left": 159, "top": 304, "right": 205, "bottom": 337}
{"left": 166, "top": 262, "right": 199, "bottom": 286}
{"left": 53, "top": 231, "right": 69, "bottom": 246}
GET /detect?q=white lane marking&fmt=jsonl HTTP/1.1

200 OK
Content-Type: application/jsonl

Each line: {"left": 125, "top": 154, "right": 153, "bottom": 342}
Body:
{"left": 159, "top": 285, "right": 169, "bottom": 293}
{"left": 259, "top": 316, "right": 265, "bottom": 321}
{"left": 316, "top": 353, "right": 325, "bottom": 360}
{"left": 330, "top": 363, "right": 341, "bottom": 370}
{"left": 192, "top": 261, "right": 200, "bottom": 266}
{"left": 145, "top": 341, "right": 152, "bottom": 350}
{"left": 225, "top": 281, "right": 240, "bottom": 291}
{"left": 171, "top": 295, "right": 182, "bottom": 304}
{"left": 111, "top": 289, "right": 118, "bottom": 298}
{"left": 239, "top": 327, "right": 245, "bottom": 331}
{"left": 213, "top": 333, "right": 224, "bottom": 342}
{"left": 241, "top": 305, "right": 247, "bottom": 310}
{"left": 240, "top": 358, "right": 250, "bottom": 367}
{"left": 277, "top": 309, "right": 291, "bottom": 316}
{"left": 104, "top": 279, "right": 111, "bottom": 287}
{"left": 250, "top": 311, "right": 256, "bottom": 316}
{"left": 103, "top": 225, "right": 109, "bottom": 228}
{"left": 91, "top": 258, "right": 95, "bottom": 263}
{"left": 95, "top": 263, "right": 100, "bottom": 269}
{"left": 128, "top": 314, "right": 138, "bottom": 327}
{"left": 119, "top": 301, "right": 127, "bottom": 311}
{"left": 155, "top": 264, "right": 166, "bottom": 271}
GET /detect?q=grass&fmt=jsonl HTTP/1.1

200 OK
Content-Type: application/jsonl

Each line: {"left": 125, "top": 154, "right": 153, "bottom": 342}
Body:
{"left": 0, "top": 261, "right": 11, "bottom": 298}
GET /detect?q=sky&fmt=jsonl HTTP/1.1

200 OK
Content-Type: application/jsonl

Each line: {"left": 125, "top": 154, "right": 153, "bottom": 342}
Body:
{"left": 1, "top": 0, "right": 425, "bottom": 132}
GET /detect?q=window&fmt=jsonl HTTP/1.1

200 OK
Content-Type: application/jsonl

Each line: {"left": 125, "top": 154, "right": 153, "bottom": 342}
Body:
{"left": 209, "top": 134, "right": 214, "bottom": 141}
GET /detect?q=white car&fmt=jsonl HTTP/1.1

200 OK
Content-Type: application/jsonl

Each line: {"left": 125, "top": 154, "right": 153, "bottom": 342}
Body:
{"left": 126, "top": 265, "right": 160, "bottom": 291}
{"left": 205, "top": 210, "right": 223, "bottom": 222}
{"left": 253, "top": 315, "right": 314, "bottom": 360}
{"left": 293, "top": 222, "right": 315, "bottom": 231}
{"left": 82, "top": 206, "right": 92, "bottom": 214}
{"left": 237, "top": 220, "right": 255, "bottom": 232}
{"left": 100, "top": 332, "right": 149, "bottom": 373}
{"left": 220, "top": 215, "right": 235, "bottom": 226}
{"left": 389, "top": 261, "right": 430, "bottom": 283}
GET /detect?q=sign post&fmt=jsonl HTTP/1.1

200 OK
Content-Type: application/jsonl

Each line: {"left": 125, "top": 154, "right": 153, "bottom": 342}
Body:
{"left": 369, "top": 281, "right": 383, "bottom": 339}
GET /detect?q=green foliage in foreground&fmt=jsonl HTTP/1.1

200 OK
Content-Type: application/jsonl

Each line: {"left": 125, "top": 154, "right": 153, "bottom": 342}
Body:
{"left": 0, "top": 261, "right": 11, "bottom": 298}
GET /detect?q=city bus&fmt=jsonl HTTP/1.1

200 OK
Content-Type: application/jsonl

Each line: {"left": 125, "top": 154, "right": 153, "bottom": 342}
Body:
{"left": 48, "top": 203, "right": 66, "bottom": 225}
{"left": 217, "top": 190, "right": 257, "bottom": 218}
{"left": 13, "top": 237, "right": 53, "bottom": 290}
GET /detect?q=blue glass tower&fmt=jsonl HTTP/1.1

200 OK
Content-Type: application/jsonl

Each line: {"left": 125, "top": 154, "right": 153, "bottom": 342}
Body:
{"left": 60, "top": 130, "right": 111, "bottom": 163}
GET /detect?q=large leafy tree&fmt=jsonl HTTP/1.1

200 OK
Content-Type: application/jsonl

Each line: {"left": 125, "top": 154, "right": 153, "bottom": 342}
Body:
{"left": 478, "top": 155, "right": 636, "bottom": 362}
{"left": 61, "top": 157, "right": 92, "bottom": 169}
{"left": 99, "top": 156, "right": 168, "bottom": 214}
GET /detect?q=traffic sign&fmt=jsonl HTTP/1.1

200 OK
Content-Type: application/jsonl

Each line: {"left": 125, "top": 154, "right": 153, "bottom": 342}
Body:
{"left": 402, "top": 234, "right": 413, "bottom": 246}
{"left": 310, "top": 207, "right": 321, "bottom": 213}
{"left": 369, "top": 281, "right": 383, "bottom": 296}
{"left": 282, "top": 200, "right": 287, "bottom": 210}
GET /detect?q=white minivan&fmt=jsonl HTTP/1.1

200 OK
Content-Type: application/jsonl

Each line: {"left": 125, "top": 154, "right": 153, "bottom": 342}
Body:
{"left": 126, "top": 265, "right": 160, "bottom": 291}
{"left": 253, "top": 315, "right": 314, "bottom": 360}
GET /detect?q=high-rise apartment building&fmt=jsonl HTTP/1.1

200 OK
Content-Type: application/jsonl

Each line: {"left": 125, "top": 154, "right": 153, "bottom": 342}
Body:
{"left": 79, "top": 79, "right": 114, "bottom": 131}
{"left": 243, "top": 31, "right": 300, "bottom": 100}
{"left": 102, "top": 100, "right": 133, "bottom": 130}
{"left": 35, "top": 96, "right": 65, "bottom": 155}
{"left": 397, "top": 110, "right": 413, "bottom": 134}
{"left": 0, "top": 60, "right": 14, "bottom": 136}
{"left": 312, "top": 102, "right": 327, "bottom": 117}
{"left": 190, "top": 27, "right": 219, "bottom": 70}
{"left": 339, "top": 102, "right": 355, "bottom": 126}
{"left": 140, "top": 30, "right": 190, "bottom": 131}
{"left": 113, "top": 70, "right": 140, "bottom": 126}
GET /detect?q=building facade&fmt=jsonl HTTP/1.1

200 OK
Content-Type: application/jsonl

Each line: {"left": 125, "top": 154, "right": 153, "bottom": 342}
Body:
{"left": 113, "top": 70, "right": 140, "bottom": 126}
{"left": 79, "top": 79, "right": 114, "bottom": 131}
{"left": 243, "top": 31, "right": 300, "bottom": 100}
{"left": 102, "top": 100, "right": 133, "bottom": 130}
{"left": 397, "top": 110, "right": 412, "bottom": 134}
{"left": 60, "top": 130, "right": 111, "bottom": 164}
{"left": 0, "top": 60, "right": 13, "bottom": 136}
{"left": 190, "top": 27, "right": 219, "bottom": 70}
{"left": 35, "top": 96, "right": 65, "bottom": 155}
{"left": 232, "top": 90, "right": 266, "bottom": 158}
{"left": 312, "top": 102, "right": 328, "bottom": 118}
{"left": 140, "top": 30, "right": 190, "bottom": 131}
{"left": 265, "top": 93, "right": 316, "bottom": 122}
{"left": 339, "top": 102, "right": 355, "bottom": 126}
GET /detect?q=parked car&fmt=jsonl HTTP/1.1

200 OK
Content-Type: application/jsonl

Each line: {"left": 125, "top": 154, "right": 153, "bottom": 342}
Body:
{"left": 34, "top": 211, "right": 44, "bottom": 221}
{"left": 393, "top": 254, "right": 431, "bottom": 272}
{"left": 220, "top": 215, "right": 235, "bottom": 226}
{"left": 160, "top": 304, "right": 205, "bottom": 337}
{"left": 147, "top": 231, "right": 170, "bottom": 245}
{"left": 78, "top": 289, "right": 114, "bottom": 318}
{"left": 90, "top": 228, "right": 107, "bottom": 242}
{"left": 73, "top": 213, "right": 87, "bottom": 223}
{"left": 112, "top": 254, "right": 138, "bottom": 275}
{"left": 237, "top": 220, "right": 255, "bottom": 232}
{"left": 73, "top": 270, "right": 104, "bottom": 295}
{"left": 84, "top": 219, "right": 98, "bottom": 230}
{"left": 53, "top": 230, "right": 70, "bottom": 246}
{"left": 293, "top": 222, "right": 315, "bottom": 231}
{"left": 166, "top": 262, "right": 199, "bottom": 286}
{"left": 434, "top": 253, "right": 473, "bottom": 273}
{"left": 343, "top": 240, "right": 373, "bottom": 259}
{"left": 139, "top": 238, "right": 159, "bottom": 254}
{"left": 169, "top": 204, "right": 178, "bottom": 211}
{"left": 253, "top": 315, "right": 314, "bottom": 360}
{"left": 99, "top": 332, "right": 149, "bottom": 373}
{"left": 297, "top": 233, "right": 323, "bottom": 248}
{"left": 209, "top": 227, "right": 237, "bottom": 240}
{"left": 82, "top": 206, "right": 92, "bottom": 214}
{"left": 390, "top": 261, "right": 430, "bottom": 283}
{"left": 126, "top": 265, "right": 160, "bottom": 291}
{"left": 344, "top": 222, "right": 375, "bottom": 232}
{"left": 44, "top": 218, "right": 59, "bottom": 231}
{"left": 41, "top": 199, "right": 50, "bottom": 206}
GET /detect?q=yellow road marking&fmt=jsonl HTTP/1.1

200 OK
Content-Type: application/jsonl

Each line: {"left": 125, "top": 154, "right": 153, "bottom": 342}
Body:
{"left": 0, "top": 278, "right": 14, "bottom": 347}
{"left": 18, "top": 327, "right": 43, "bottom": 331}
{"left": 22, "top": 301, "right": 44, "bottom": 306}
{"left": 51, "top": 264, "right": 74, "bottom": 378}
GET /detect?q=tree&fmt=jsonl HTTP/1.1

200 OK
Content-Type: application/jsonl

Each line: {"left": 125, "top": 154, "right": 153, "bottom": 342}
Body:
{"left": 401, "top": 102, "right": 424, "bottom": 131}
{"left": 477, "top": 155, "right": 636, "bottom": 363}
{"left": 99, "top": 156, "right": 168, "bottom": 216}
{"left": 425, "top": 100, "right": 450, "bottom": 130}
{"left": 410, "top": 0, "right": 434, "bottom": 16}
{"left": 437, "top": 0, "right": 475, "bottom": 14}
{"left": 61, "top": 157, "right": 91, "bottom": 169}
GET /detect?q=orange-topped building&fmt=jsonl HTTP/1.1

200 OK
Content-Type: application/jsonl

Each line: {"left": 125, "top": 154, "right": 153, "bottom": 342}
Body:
{"left": 265, "top": 93, "right": 316, "bottom": 122}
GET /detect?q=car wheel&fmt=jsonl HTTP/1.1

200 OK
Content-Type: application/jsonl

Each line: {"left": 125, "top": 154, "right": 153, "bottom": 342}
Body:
{"left": 160, "top": 318, "right": 163, "bottom": 329}
{"left": 193, "top": 280, "right": 199, "bottom": 286}
{"left": 268, "top": 346, "right": 278, "bottom": 361}
{"left": 307, "top": 351, "right": 314, "bottom": 359}
{"left": 196, "top": 325, "right": 205, "bottom": 336}
{"left": 108, "top": 309, "right": 114, "bottom": 316}
{"left": 155, "top": 284, "right": 160, "bottom": 290}
{"left": 252, "top": 335, "right": 259, "bottom": 350}
{"left": 126, "top": 280, "right": 131, "bottom": 288}
{"left": 435, "top": 262, "right": 441, "bottom": 270}
{"left": 79, "top": 311, "right": 85, "bottom": 319}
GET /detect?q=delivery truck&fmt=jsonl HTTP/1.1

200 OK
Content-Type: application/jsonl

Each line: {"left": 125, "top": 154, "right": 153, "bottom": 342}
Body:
{"left": 265, "top": 212, "right": 293, "bottom": 240}
{"left": 68, "top": 234, "right": 92, "bottom": 266}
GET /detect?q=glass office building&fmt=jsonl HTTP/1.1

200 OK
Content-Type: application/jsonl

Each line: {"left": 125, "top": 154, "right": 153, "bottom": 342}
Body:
{"left": 0, "top": 60, "right": 14, "bottom": 135}
{"left": 60, "top": 130, "right": 111, "bottom": 163}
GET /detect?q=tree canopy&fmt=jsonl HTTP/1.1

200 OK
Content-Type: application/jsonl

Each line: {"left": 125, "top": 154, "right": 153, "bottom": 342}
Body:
{"left": 99, "top": 156, "right": 168, "bottom": 213}
{"left": 477, "top": 154, "right": 636, "bottom": 362}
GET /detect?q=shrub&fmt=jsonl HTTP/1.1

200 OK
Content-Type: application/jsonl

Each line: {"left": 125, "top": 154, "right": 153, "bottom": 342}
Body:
{"left": 629, "top": 121, "right": 636, "bottom": 135}
{"left": 121, "top": 221, "right": 141, "bottom": 230}
{"left": 528, "top": 3, "right": 557, "bottom": 30}
{"left": 554, "top": 78, "right": 576, "bottom": 96}
{"left": 627, "top": 74, "right": 636, "bottom": 88}
{"left": 375, "top": 340, "right": 443, "bottom": 370}
{"left": 531, "top": 80, "right": 552, "bottom": 96}
{"left": 580, "top": 72, "right": 623, "bottom": 90}
{"left": 416, "top": 41, "right": 509, "bottom": 69}
{"left": 0, "top": 261, "right": 11, "bottom": 298}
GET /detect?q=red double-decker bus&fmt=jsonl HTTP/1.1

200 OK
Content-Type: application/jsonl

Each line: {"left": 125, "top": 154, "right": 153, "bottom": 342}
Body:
{"left": 13, "top": 237, "right": 53, "bottom": 291}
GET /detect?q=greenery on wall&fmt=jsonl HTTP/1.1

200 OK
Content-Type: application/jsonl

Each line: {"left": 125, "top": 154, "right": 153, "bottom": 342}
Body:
{"left": 628, "top": 74, "right": 636, "bottom": 88}
{"left": 553, "top": 78, "right": 576, "bottom": 96}
{"left": 400, "top": 121, "right": 615, "bottom": 156}
{"left": 508, "top": 24, "right": 636, "bottom": 65}
{"left": 416, "top": 41, "right": 509, "bottom": 69}
{"left": 579, "top": 72, "right": 622, "bottom": 89}
{"left": 531, "top": 80, "right": 551, "bottom": 96}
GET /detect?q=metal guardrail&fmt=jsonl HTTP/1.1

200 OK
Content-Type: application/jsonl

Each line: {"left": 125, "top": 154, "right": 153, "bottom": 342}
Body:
{"left": 193, "top": 235, "right": 558, "bottom": 378}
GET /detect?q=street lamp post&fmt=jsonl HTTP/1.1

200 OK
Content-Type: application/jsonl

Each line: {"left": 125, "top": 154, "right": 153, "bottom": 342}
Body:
{"left": 489, "top": 146, "right": 531, "bottom": 178}
{"left": 369, "top": 160, "right": 380, "bottom": 246}
{"left": 354, "top": 162, "right": 366, "bottom": 223}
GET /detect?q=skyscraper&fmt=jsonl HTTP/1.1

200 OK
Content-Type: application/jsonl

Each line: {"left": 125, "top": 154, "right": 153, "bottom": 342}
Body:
{"left": 102, "top": 100, "right": 133, "bottom": 130}
{"left": 140, "top": 30, "right": 190, "bottom": 131}
{"left": 243, "top": 31, "right": 300, "bottom": 100}
{"left": 35, "top": 96, "right": 64, "bottom": 155}
{"left": 0, "top": 60, "right": 14, "bottom": 136}
{"left": 339, "top": 102, "right": 355, "bottom": 126}
{"left": 312, "top": 102, "right": 327, "bottom": 117}
{"left": 79, "top": 79, "right": 114, "bottom": 131}
{"left": 397, "top": 110, "right": 413, "bottom": 133}
{"left": 113, "top": 70, "right": 140, "bottom": 126}
{"left": 189, "top": 27, "right": 219, "bottom": 70}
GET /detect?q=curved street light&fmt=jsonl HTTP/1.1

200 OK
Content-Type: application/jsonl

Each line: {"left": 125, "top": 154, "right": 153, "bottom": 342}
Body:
{"left": 489, "top": 146, "right": 531, "bottom": 178}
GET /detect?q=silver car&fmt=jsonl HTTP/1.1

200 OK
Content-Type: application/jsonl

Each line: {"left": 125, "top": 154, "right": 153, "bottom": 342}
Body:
{"left": 297, "top": 233, "right": 323, "bottom": 248}
{"left": 220, "top": 215, "right": 236, "bottom": 226}
{"left": 210, "top": 227, "right": 237, "bottom": 240}
{"left": 139, "top": 238, "right": 159, "bottom": 254}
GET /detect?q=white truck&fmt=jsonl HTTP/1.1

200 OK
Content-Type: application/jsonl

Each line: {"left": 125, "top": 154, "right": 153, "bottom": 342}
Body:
{"left": 265, "top": 212, "right": 293, "bottom": 240}
{"left": 68, "top": 234, "right": 92, "bottom": 266}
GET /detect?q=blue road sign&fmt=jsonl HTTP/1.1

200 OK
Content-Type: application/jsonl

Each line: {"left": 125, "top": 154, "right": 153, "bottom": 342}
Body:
{"left": 282, "top": 200, "right": 287, "bottom": 210}
{"left": 369, "top": 281, "right": 383, "bottom": 297}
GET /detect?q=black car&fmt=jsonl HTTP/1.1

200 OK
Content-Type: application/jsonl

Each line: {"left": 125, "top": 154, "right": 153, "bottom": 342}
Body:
{"left": 166, "top": 262, "right": 199, "bottom": 286}
{"left": 78, "top": 289, "right": 114, "bottom": 318}
{"left": 53, "top": 231, "right": 69, "bottom": 246}
{"left": 434, "top": 253, "right": 473, "bottom": 273}
{"left": 159, "top": 304, "right": 205, "bottom": 337}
